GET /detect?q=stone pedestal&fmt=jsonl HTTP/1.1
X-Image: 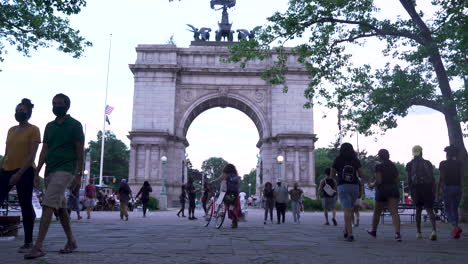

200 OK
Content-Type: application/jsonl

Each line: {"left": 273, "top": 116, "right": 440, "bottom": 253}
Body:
{"left": 158, "top": 195, "right": 167, "bottom": 211}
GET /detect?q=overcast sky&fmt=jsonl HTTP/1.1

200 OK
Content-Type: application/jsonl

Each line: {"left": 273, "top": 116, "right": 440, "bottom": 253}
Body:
{"left": 1, "top": 0, "right": 466, "bottom": 177}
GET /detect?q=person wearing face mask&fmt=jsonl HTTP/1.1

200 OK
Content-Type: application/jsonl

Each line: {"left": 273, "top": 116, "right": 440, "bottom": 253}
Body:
{"left": 0, "top": 98, "right": 41, "bottom": 253}
{"left": 25, "top": 94, "right": 84, "bottom": 259}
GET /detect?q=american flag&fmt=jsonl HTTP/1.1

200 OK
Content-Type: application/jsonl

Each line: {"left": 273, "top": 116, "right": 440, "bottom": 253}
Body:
{"left": 105, "top": 105, "right": 114, "bottom": 115}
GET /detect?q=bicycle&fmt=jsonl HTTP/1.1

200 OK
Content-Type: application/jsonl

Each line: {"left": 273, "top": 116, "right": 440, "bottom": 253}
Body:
{"left": 204, "top": 190, "right": 227, "bottom": 229}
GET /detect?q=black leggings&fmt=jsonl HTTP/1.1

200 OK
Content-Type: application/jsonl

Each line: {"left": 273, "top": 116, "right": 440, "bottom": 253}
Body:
{"left": 177, "top": 200, "right": 185, "bottom": 216}
{"left": 0, "top": 167, "right": 36, "bottom": 244}
{"left": 142, "top": 200, "right": 148, "bottom": 215}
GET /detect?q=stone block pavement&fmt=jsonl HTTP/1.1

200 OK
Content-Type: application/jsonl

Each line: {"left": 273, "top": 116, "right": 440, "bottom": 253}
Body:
{"left": 1, "top": 209, "right": 467, "bottom": 264}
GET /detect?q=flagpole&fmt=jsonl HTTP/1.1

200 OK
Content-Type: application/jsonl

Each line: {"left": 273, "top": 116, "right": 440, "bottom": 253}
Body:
{"left": 99, "top": 33, "right": 112, "bottom": 186}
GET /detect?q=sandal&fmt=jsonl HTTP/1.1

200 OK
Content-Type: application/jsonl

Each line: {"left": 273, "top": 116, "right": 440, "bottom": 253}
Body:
{"left": 59, "top": 241, "right": 77, "bottom": 254}
{"left": 24, "top": 247, "right": 46, "bottom": 259}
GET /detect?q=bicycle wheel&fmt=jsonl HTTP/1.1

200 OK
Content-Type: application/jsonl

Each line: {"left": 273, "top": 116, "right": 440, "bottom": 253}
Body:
{"left": 204, "top": 201, "right": 214, "bottom": 227}
{"left": 215, "top": 202, "right": 226, "bottom": 229}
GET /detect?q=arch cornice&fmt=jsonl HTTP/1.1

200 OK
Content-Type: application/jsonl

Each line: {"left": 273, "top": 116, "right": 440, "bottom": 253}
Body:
{"left": 176, "top": 92, "right": 270, "bottom": 142}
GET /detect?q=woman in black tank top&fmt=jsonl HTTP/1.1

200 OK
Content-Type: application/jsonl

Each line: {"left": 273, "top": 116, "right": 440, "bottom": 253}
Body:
{"left": 367, "top": 149, "right": 402, "bottom": 241}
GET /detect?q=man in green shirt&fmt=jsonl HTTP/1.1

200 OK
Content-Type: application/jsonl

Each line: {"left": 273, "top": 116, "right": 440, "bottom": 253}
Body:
{"left": 26, "top": 94, "right": 84, "bottom": 259}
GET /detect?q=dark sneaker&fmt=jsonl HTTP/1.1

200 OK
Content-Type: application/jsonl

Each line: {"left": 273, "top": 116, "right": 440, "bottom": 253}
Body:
{"left": 332, "top": 218, "right": 337, "bottom": 226}
{"left": 324, "top": 222, "right": 330, "bottom": 225}
{"left": 430, "top": 231, "right": 437, "bottom": 241}
{"left": 345, "top": 235, "right": 354, "bottom": 242}
{"left": 367, "top": 230, "right": 377, "bottom": 238}
{"left": 343, "top": 231, "right": 348, "bottom": 238}
{"left": 395, "top": 232, "right": 402, "bottom": 242}
{"left": 18, "top": 243, "right": 33, "bottom": 253}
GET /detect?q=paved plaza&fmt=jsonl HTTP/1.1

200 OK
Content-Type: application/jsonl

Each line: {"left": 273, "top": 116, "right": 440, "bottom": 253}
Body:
{"left": 1, "top": 209, "right": 467, "bottom": 264}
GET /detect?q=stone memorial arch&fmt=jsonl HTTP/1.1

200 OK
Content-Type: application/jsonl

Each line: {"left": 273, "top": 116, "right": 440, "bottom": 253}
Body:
{"left": 128, "top": 44, "right": 317, "bottom": 206}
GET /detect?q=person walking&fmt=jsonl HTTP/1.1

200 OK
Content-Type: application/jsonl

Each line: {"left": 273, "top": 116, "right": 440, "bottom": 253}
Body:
{"left": 438, "top": 145, "right": 463, "bottom": 239}
{"left": 289, "top": 183, "right": 304, "bottom": 224}
{"left": 406, "top": 145, "right": 438, "bottom": 240}
{"left": 318, "top": 168, "right": 338, "bottom": 226}
{"left": 352, "top": 178, "right": 364, "bottom": 227}
{"left": 84, "top": 178, "right": 97, "bottom": 219}
{"left": 211, "top": 164, "right": 242, "bottom": 228}
{"left": 263, "top": 182, "right": 275, "bottom": 224}
{"left": 201, "top": 182, "right": 212, "bottom": 215}
{"left": 136, "top": 181, "right": 152, "bottom": 217}
{"left": 273, "top": 180, "right": 288, "bottom": 224}
{"left": 186, "top": 178, "right": 198, "bottom": 220}
{"left": 0, "top": 99, "right": 40, "bottom": 253}
{"left": 367, "top": 149, "right": 402, "bottom": 241}
{"left": 26, "top": 94, "right": 84, "bottom": 259}
{"left": 330, "top": 142, "right": 364, "bottom": 242}
{"left": 66, "top": 188, "right": 82, "bottom": 220}
{"left": 177, "top": 184, "right": 187, "bottom": 217}
{"left": 118, "top": 179, "right": 132, "bottom": 221}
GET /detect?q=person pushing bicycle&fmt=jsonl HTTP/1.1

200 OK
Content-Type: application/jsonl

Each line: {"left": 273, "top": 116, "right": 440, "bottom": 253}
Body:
{"left": 210, "top": 164, "right": 242, "bottom": 228}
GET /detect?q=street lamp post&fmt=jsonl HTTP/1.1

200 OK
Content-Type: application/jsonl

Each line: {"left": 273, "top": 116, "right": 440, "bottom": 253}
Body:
{"left": 277, "top": 155, "right": 284, "bottom": 181}
{"left": 160, "top": 156, "right": 168, "bottom": 210}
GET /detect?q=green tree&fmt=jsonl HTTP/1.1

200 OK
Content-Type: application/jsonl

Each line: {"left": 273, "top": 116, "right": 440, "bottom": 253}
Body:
{"left": 201, "top": 157, "right": 228, "bottom": 180}
{"left": 88, "top": 131, "right": 129, "bottom": 189}
{"left": 0, "top": 0, "right": 92, "bottom": 64}
{"left": 0, "top": 154, "right": 3, "bottom": 164}
{"left": 314, "top": 147, "right": 339, "bottom": 185}
{"left": 240, "top": 169, "right": 256, "bottom": 196}
{"left": 228, "top": 0, "right": 468, "bottom": 217}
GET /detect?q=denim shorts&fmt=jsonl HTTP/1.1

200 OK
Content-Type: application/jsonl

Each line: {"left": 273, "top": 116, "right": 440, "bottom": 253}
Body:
{"left": 337, "top": 184, "right": 359, "bottom": 209}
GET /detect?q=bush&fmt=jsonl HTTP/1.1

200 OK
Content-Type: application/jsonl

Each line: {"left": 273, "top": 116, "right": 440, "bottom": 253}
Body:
{"left": 302, "top": 196, "right": 323, "bottom": 211}
{"left": 147, "top": 196, "right": 159, "bottom": 210}
{"left": 360, "top": 198, "right": 374, "bottom": 210}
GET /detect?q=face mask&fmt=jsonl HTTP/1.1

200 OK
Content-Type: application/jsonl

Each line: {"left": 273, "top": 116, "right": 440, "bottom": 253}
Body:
{"left": 53, "top": 106, "right": 67, "bottom": 117}
{"left": 15, "top": 112, "right": 28, "bottom": 122}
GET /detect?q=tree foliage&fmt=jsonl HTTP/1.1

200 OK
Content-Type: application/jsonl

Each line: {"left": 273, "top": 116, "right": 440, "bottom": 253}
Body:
{"left": 88, "top": 130, "right": 129, "bottom": 189}
{"left": 240, "top": 169, "right": 256, "bottom": 196}
{"left": 201, "top": 157, "right": 229, "bottom": 180}
{"left": 0, "top": 0, "right": 92, "bottom": 63}
{"left": 227, "top": 0, "right": 467, "bottom": 150}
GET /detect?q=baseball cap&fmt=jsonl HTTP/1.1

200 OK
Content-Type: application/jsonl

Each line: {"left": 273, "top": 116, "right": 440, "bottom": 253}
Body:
{"left": 412, "top": 145, "right": 422, "bottom": 156}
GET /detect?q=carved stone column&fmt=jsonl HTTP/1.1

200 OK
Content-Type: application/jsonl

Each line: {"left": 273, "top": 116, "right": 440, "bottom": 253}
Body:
{"left": 129, "top": 144, "right": 137, "bottom": 184}
{"left": 144, "top": 144, "right": 151, "bottom": 181}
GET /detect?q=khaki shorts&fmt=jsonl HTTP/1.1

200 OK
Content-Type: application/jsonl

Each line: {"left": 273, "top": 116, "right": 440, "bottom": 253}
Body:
{"left": 42, "top": 171, "right": 75, "bottom": 209}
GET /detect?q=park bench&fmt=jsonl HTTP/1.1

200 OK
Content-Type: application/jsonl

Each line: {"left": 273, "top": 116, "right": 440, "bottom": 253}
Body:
{"left": 381, "top": 202, "right": 447, "bottom": 224}
{"left": 0, "top": 194, "right": 21, "bottom": 217}
{"left": 381, "top": 203, "right": 416, "bottom": 224}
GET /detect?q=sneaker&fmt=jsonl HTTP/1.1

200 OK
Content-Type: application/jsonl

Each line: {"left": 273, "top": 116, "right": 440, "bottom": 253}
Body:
{"left": 367, "top": 230, "right": 377, "bottom": 238}
{"left": 430, "top": 231, "right": 437, "bottom": 241}
{"left": 332, "top": 218, "right": 337, "bottom": 226}
{"left": 125, "top": 216, "right": 129, "bottom": 221}
{"left": 264, "top": 221, "right": 266, "bottom": 225}
{"left": 324, "top": 222, "right": 330, "bottom": 225}
{"left": 345, "top": 235, "right": 355, "bottom": 242}
{"left": 77, "top": 215, "right": 82, "bottom": 220}
{"left": 18, "top": 243, "right": 33, "bottom": 253}
{"left": 343, "top": 231, "right": 348, "bottom": 238}
{"left": 416, "top": 232, "right": 422, "bottom": 239}
{"left": 395, "top": 232, "right": 402, "bottom": 242}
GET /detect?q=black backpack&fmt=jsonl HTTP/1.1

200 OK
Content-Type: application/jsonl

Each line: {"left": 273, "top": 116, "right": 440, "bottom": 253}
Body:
{"left": 226, "top": 174, "right": 239, "bottom": 193}
{"left": 341, "top": 161, "right": 357, "bottom": 183}
{"left": 410, "top": 158, "right": 434, "bottom": 185}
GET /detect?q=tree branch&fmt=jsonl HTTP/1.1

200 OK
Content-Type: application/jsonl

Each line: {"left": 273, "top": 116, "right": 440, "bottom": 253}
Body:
{"left": 399, "top": 0, "right": 433, "bottom": 41}
{"left": 330, "top": 33, "right": 380, "bottom": 48}
{"left": 306, "top": 17, "right": 427, "bottom": 45}
{"left": 411, "top": 98, "right": 446, "bottom": 113}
